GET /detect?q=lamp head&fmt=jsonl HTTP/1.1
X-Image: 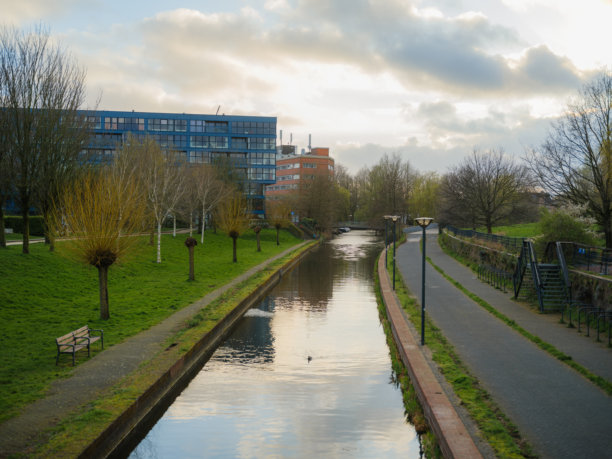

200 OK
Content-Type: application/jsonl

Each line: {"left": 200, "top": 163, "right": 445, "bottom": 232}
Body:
{"left": 415, "top": 217, "right": 433, "bottom": 228}
{"left": 391, "top": 215, "right": 399, "bottom": 222}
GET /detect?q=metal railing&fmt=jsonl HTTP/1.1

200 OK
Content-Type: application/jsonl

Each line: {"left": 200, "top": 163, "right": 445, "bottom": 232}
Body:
{"left": 445, "top": 225, "right": 525, "bottom": 253}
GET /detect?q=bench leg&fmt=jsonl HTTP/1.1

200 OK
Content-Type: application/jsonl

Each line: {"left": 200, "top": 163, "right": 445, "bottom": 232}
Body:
{"left": 72, "top": 351, "right": 76, "bottom": 366}
{"left": 56, "top": 351, "right": 60, "bottom": 366}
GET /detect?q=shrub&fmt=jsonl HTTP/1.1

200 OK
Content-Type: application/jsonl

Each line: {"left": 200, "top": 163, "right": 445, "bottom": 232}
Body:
{"left": 538, "top": 208, "right": 596, "bottom": 246}
{"left": 4, "top": 215, "right": 45, "bottom": 236}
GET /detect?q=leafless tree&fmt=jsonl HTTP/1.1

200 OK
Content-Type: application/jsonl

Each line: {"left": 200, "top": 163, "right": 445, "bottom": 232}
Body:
{"left": 0, "top": 26, "right": 88, "bottom": 253}
{"left": 439, "top": 148, "right": 532, "bottom": 232}
{"left": 190, "top": 162, "right": 228, "bottom": 244}
{"left": 118, "top": 136, "right": 187, "bottom": 263}
{"left": 527, "top": 70, "right": 612, "bottom": 247}
{"left": 357, "top": 154, "right": 415, "bottom": 225}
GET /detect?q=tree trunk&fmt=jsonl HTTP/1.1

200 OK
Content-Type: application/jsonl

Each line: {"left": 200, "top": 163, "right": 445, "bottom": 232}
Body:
{"left": 42, "top": 209, "right": 54, "bottom": 252}
{"left": 605, "top": 219, "right": 612, "bottom": 249}
{"left": 232, "top": 235, "right": 237, "bottom": 262}
{"left": 189, "top": 213, "right": 193, "bottom": 237}
{"left": 200, "top": 208, "right": 205, "bottom": 244}
{"left": 98, "top": 265, "right": 110, "bottom": 320}
{"left": 257, "top": 233, "right": 261, "bottom": 252}
{"left": 21, "top": 206, "right": 29, "bottom": 254}
{"left": 188, "top": 246, "right": 195, "bottom": 281}
{"left": 0, "top": 201, "right": 5, "bottom": 248}
{"left": 157, "top": 221, "right": 162, "bottom": 263}
{"left": 276, "top": 227, "right": 280, "bottom": 246}
{"left": 173, "top": 215, "right": 176, "bottom": 238}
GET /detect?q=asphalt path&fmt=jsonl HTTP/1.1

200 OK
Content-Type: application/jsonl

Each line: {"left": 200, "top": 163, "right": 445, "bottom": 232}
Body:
{"left": 396, "top": 231, "right": 612, "bottom": 459}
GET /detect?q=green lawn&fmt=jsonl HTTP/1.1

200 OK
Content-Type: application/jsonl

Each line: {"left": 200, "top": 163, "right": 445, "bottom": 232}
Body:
{"left": 476, "top": 222, "right": 541, "bottom": 238}
{"left": 0, "top": 229, "right": 301, "bottom": 423}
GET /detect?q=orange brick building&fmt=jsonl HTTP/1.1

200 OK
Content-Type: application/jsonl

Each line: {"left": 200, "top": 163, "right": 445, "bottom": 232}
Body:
{"left": 265, "top": 147, "right": 335, "bottom": 199}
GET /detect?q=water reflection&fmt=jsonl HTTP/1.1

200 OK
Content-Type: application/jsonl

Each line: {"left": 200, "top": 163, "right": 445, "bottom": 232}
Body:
{"left": 130, "top": 231, "right": 420, "bottom": 458}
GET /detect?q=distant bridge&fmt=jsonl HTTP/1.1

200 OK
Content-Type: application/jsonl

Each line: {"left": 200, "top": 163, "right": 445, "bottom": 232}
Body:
{"left": 335, "top": 221, "right": 382, "bottom": 231}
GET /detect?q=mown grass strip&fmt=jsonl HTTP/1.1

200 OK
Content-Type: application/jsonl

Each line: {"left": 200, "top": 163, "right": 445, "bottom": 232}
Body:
{"left": 36, "top": 241, "right": 316, "bottom": 458}
{"left": 386, "top": 247, "right": 532, "bottom": 458}
{"left": 374, "top": 255, "right": 440, "bottom": 459}
{"left": 427, "top": 249, "right": 612, "bottom": 399}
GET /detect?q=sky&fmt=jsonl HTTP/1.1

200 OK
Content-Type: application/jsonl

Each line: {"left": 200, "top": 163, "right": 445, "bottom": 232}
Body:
{"left": 2, "top": 0, "right": 611, "bottom": 174}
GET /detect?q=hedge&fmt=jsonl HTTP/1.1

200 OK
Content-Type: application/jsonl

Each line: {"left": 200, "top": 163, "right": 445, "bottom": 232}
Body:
{"left": 4, "top": 215, "right": 45, "bottom": 236}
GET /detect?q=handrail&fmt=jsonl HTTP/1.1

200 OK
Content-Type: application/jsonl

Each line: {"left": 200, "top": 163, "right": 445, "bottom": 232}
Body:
{"left": 526, "top": 241, "right": 544, "bottom": 311}
{"left": 513, "top": 242, "right": 528, "bottom": 298}
{"left": 556, "top": 241, "right": 571, "bottom": 301}
{"left": 446, "top": 225, "right": 524, "bottom": 253}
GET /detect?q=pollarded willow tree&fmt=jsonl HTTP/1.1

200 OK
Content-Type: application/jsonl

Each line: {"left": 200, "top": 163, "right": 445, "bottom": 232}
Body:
{"left": 51, "top": 169, "right": 146, "bottom": 320}
{"left": 0, "top": 25, "right": 89, "bottom": 254}
{"left": 216, "top": 190, "right": 249, "bottom": 263}
{"left": 267, "top": 198, "right": 291, "bottom": 246}
{"left": 527, "top": 70, "right": 612, "bottom": 247}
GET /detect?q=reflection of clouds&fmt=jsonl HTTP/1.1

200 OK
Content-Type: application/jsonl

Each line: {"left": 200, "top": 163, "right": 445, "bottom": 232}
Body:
{"left": 130, "top": 231, "right": 419, "bottom": 458}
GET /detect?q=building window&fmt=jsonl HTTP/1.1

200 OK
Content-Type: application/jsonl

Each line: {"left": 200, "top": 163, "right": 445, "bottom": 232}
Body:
{"left": 190, "top": 120, "right": 205, "bottom": 132}
{"left": 206, "top": 121, "right": 228, "bottom": 133}
{"left": 232, "top": 121, "right": 275, "bottom": 135}
{"left": 190, "top": 136, "right": 228, "bottom": 149}
{"left": 303, "top": 163, "right": 317, "bottom": 169}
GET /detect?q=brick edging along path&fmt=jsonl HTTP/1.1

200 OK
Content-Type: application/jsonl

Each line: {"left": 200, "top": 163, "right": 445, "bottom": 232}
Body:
{"left": 377, "top": 248, "right": 482, "bottom": 459}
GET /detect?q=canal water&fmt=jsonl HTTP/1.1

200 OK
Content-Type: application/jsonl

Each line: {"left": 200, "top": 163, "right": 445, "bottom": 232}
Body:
{"left": 130, "top": 230, "right": 420, "bottom": 458}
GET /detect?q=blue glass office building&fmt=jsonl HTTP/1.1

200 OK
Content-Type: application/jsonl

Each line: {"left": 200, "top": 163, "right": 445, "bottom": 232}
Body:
{"left": 81, "top": 110, "right": 277, "bottom": 215}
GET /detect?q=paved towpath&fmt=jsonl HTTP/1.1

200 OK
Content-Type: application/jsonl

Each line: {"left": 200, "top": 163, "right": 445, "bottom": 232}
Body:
{"left": 396, "top": 230, "right": 612, "bottom": 459}
{"left": 0, "top": 241, "right": 309, "bottom": 457}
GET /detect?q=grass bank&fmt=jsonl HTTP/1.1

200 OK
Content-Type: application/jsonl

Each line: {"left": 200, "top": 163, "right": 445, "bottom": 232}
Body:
{"left": 36, "top": 240, "right": 315, "bottom": 458}
{"left": 375, "top": 255, "right": 440, "bottom": 458}
{"left": 385, "top": 247, "right": 533, "bottom": 458}
{"left": 0, "top": 229, "right": 302, "bottom": 424}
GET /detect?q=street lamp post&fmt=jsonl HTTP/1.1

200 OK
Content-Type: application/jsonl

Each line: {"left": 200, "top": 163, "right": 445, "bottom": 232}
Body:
{"left": 415, "top": 217, "right": 434, "bottom": 345}
{"left": 384, "top": 216, "right": 389, "bottom": 265}
{"left": 391, "top": 215, "right": 399, "bottom": 290}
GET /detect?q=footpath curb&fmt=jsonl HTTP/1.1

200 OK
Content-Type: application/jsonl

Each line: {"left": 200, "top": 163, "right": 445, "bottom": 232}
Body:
{"left": 377, "top": 249, "right": 482, "bottom": 459}
{"left": 81, "top": 242, "right": 317, "bottom": 458}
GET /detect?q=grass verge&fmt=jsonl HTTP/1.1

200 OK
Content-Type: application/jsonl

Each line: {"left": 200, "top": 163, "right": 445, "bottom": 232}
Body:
{"left": 374, "top": 255, "right": 440, "bottom": 458}
{"left": 0, "top": 229, "right": 303, "bottom": 424}
{"left": 35, "top": 241, "right": 316, "bottom": 458}
{"left": 433, "top": 237, "right": 612, "bottom": 397}
{"left": 385, "top": 248, "right": 533, "bottom": 458}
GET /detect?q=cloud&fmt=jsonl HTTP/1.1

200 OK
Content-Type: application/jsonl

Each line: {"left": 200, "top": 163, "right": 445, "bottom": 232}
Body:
{"left": 0, "top": 0, "right": 80, "bottom": 25}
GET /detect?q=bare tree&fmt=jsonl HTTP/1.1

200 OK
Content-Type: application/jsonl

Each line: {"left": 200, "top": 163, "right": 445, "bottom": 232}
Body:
{"left": 216, "top": 190, "right": 249, "bottom": 263}
{"left": 191, "top": 162, "right": 227, "bottom": 244}
{"left": 0, "top": 103, "right": 10, "bottom": 248}
{"left": 51, "top": 169, "right": 146, "bottom": 320}
{"left": 0, "top": 26, "right": 88, "bottom": 254}
{"left": 527, "top": 70, "right": 612, "bottom": 247}
{"left": 358, "top": 154, "right": 414, "bottom": 225}
{"left": 294, "top": 175, "right": 344, "bottom": 234}
{"left": 119, "top": 136, "right": 187, "bottom": 263}
{"left": 440, "top": 149, "right": 532, "bottom": 232}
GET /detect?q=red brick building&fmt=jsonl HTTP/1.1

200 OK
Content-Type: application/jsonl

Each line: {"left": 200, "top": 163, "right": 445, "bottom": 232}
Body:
{"left": 265, "top": 147, "right": 335, "bottom": 198}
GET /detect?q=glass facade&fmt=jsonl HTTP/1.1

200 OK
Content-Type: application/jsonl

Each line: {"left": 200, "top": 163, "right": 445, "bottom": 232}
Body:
{"left": 81, "top": 110, "right": 277, "bottom": 215}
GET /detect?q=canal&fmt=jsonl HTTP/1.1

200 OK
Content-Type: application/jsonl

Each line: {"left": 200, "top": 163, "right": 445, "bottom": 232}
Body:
{"left": 130, "top": 230, "right": 420, "bottom": 458}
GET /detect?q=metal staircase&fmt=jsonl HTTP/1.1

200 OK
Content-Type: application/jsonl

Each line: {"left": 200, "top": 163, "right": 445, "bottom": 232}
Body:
{"left": 513, "top": 240, "right": 569, "bottom": 312}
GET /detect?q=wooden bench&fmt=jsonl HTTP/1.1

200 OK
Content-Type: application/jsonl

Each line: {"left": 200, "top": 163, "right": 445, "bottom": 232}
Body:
{"left": 56, "top": 325, "right": 104, "bottom": 366}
